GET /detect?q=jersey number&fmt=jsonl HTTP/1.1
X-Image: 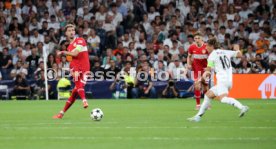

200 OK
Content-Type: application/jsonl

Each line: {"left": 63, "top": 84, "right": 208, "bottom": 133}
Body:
{"left": 219, "top": 56, "right": 231, "bottom": 69}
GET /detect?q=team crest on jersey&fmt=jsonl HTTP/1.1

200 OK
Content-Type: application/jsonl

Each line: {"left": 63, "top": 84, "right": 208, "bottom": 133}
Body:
{"left": 202, "top": 50, "right": 206, "bottom": 54}
{"left": 73, "top": 43, "right": 76, "bottom": 47}
{"left": 77, "top": 40, "right": 83, "bottom": 44}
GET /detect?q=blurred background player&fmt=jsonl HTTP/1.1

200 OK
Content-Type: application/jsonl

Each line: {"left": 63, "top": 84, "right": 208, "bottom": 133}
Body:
{"left": 188, "top": 38, "right": 249, "bottom": 122}
{"left": 53, "top": 24, "right": 90, "bottom": 119}
{"left": 187, "top": 32, "right": 209, "bottom": 110}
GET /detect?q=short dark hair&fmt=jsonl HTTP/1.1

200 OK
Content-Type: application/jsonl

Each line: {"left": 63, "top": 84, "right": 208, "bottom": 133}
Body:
{"left": 187, "top": 35, "right": 194, "bottom": 38}
{"left": 220, "top": 26, "right": 226, "bottom": 29}
{"left": 110, "top": 3, "right": 117, "bottom": 8}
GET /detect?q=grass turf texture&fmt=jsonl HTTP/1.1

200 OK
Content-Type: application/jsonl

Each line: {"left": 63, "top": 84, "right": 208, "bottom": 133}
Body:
{"left": 0, "top": 99, "right": 276, "bottom": 149}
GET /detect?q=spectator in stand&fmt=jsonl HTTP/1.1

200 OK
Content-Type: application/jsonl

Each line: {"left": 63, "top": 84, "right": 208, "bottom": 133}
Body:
{"left": 168, "top": 55, "right": 186, "bottom": 80}
{"left": 252, "top": 60, "right": 267, "bottom": 73}
{"left": 162, "top": 79, "right": 179, "bottom": 98}
{"left": 255, "top": 33, "right": 270, "bottom": 54}
{"left": 132, "top": 61, "right": 157, "bottom": 98}
{"left": 249, "top": 22, "right": 261, "bottom": 45}
{"left": 87, "top": 28, "right": 100, "bottom": 55}
{"left": 92, "top": 60, "right": 105, "bottom": 80}
{"left": 122, "top": 32, "right": 132, "bottom": 48}
{"left": 95, "top": 5, "right": 107, "bottom": 22}
{"left": 169, "top": 40, "right": 180, "bottom": 55}
{"left": 0, "top": 0, "right": 274, "bottom": 90}
{"left": 109, "top": 75, "right": 126, "bottom": 99}
{"left": 12, "top": 47, "right": 25, "bottom": 65}
{"left": 58, "top": 55, "right": 70, "bottom": 70}
{"left": 13, "top": 74, "right": 31, "bottom": 99}
{"left": 25, "top": 48, "right": 40, "bottom": 78}
{"left": 34, "top": 61, "right": 44, "bottom": 80}
{"left": 154, "top": 60, "right": 168, "bottom": 81}
{"left": 103, "top": 48, "right": 116, "bottom": 65}
{"left": 245, "top": 44, "right": 257, "bottom": 63}
{"left": 39, "top": 21, "right": 49, "bottom": 36}
{"left": 47, "top": 53, "right": 56, "bottom": 68}
{"left": 33, "top": 70, "right": 52, "bottom": 99}
{"left": 20, "top": 27, "right": 31, "bottom": 46}
{"left": 0, "top": 47, "right": 13, "bottom": 80}
{"left": 10, "top": 59, "right": 28, "bottom": 80}
{"left": 30, "top": 29, "right": 44, "bottom": 45}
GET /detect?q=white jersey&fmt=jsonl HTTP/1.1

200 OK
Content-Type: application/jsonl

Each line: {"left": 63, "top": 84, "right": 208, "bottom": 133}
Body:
{"left": 208, "top": 49, "right": 238, "bottom": 85}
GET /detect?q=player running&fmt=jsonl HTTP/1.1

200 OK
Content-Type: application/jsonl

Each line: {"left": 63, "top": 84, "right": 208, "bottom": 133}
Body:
{"left": 187, "top": 32, "right": 209, "bottom": 110}
{"left": 53, "top": 24, "right": 90, "bottom": 119}
{"left": 187, "top": 38, "right": 249, "bottom": 122}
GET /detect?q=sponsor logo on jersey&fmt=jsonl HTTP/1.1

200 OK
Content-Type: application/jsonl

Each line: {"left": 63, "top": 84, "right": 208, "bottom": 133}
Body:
{"left": 193, "top": 54, "right": 208, "bottom": 59}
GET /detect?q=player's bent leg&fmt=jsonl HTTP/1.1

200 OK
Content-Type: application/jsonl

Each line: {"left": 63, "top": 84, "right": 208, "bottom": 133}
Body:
{"left": 219, "top": 94, "right": 249, "bottom": 117}
{"left": 196, "top": 90, "right": 215, "bottom": 117}
{"left": 188, "top": 89, "right": 216, "bottom": 122}
{"left": 77, "top": 87, "right": 88, "bottom": 108}
{"left": 75, "top": 75, "right": 89, "bottom": 109}
{"left": 53, "top": 88, "right": 78, "bottom": 119}
{"left": 63, "top": 88, "right": 78, "bottom": 112}
{"left": 202, "top": 83, "right": 211, "bottom": 109}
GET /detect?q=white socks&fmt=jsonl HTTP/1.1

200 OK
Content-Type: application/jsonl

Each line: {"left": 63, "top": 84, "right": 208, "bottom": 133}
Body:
{"left": 196, "top": 95, "right": 211, "bottom": 117}
{"left": 221, "top": 97, "right": 243, "bottom": 110}
{"left": 60, "top": 111, "right": 64, "bottom": 115}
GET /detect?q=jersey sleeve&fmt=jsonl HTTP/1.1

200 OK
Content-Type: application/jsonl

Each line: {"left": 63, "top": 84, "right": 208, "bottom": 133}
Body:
{"left": 76, "top": 38, "right": 86, "bottom": 46}
{"left": 225, "top": 50, "right": 238, "bottom": 58}
{"left": 73, "top": 38, "right": 88, "bottom": 52}
{"left": 188, "top": 45, "right": 193, "bottom": 55}
{"left": 207, "top": 52, "right": 216, "bottom": 68}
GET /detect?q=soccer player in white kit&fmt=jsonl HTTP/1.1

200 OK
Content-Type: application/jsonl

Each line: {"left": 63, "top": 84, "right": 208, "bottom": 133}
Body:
{"left": 188, "top": 38, "right": 249, "bottom": 122}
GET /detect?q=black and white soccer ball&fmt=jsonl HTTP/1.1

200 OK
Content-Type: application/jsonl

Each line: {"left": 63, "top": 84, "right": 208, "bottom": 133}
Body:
{"left": 91, "top": 108, "right": 104, "bottom": 121}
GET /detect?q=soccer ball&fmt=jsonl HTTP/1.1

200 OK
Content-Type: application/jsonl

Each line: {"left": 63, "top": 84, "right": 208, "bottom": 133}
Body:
{"left": 91, "top": 108, "right": 104, "bottom": 121}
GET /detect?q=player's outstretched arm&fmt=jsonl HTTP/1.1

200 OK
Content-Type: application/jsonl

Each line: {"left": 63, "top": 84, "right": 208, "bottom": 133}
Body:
{"left": 187, "top": 53, "right": 192, "bottom": 69}
{"left": 59, "top": 50, "right": 80, "bottom": 57}
{"left": 233, "top": 44, "right": 242, "bottom": 58}
{"left": 57, "top": 44, "right": 83, "bottom": 57}
{"left": 202, "top": 66, "right": 212, "bottom": 81}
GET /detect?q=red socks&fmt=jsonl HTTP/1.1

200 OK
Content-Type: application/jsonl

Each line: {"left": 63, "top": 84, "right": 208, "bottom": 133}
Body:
{"left": 194, "top": 89, "right": 201, "bottom": 105}
{"left": 62, "top": 89, "right": 78, "bottom": 113}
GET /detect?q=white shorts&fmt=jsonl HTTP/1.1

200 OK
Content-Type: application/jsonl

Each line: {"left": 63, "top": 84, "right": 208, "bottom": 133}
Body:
{"left": 210, "top": 82, "right": 232, "bottom": 96}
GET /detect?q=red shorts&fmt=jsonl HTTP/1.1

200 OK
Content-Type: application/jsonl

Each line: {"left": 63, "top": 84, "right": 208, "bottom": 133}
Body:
{"left": 71, "top": 68, "right": 88, "bottom": 89}
{"left": 192, "top": 70, "right": 204, "bottom": 80}
{"left": 192, "top": 70, "right": 209, "bottom": 85}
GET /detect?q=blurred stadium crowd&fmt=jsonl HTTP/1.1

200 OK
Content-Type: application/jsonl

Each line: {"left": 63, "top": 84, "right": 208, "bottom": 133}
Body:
{"left": 0, "top": 0, "right": 275, "bottom": 98}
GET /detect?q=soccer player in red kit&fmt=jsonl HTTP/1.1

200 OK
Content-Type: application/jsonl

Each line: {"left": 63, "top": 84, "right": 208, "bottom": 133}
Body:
{"left": 187, "top": 32, "right": 209, "bottom": 110}
{"left": 53, "top": 24, "right": 90, "bottom": 119}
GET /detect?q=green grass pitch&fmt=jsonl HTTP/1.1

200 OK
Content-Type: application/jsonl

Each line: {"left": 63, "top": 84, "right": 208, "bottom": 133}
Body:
{"left": 0, "top": 99, "right": 276, "bottom": 149}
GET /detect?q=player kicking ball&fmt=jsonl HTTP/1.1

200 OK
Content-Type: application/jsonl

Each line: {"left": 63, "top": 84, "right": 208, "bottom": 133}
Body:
{"left": 53, "top": 24, "right": 90, "bottom": 119}
{"left": 188, "top": 38, "right": 249, "bottom": 122}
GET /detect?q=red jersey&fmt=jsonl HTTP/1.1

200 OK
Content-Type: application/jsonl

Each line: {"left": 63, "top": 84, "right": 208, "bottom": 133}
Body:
{"left": 188, "top": 43, "right": 208, "bottom": 73}
{"left": 67, "top": 37, "right": 90, "bottom": 72}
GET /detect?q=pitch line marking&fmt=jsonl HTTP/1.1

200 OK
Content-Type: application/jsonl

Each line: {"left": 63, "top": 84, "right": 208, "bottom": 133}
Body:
{"left": 0, "top": 136, "right": 275, "bottom": 141}
{"left": 1, "top": 126, "right": 276, "bottom": 130}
